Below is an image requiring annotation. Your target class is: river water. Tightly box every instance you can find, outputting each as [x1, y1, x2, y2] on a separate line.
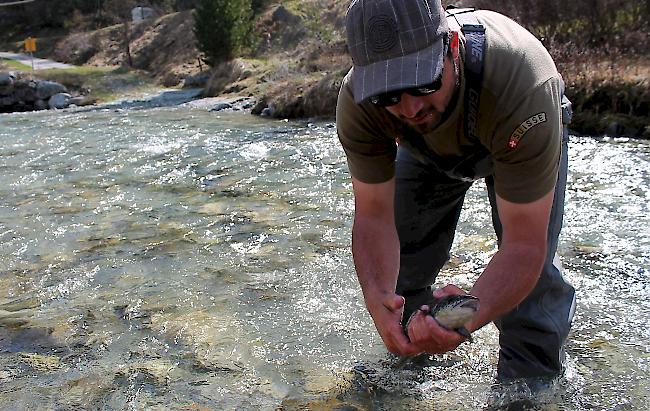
[0, 96, 648, 410]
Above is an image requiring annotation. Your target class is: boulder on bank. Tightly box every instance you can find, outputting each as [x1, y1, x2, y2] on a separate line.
[182, 72, 210, 88]
[49, 93, 72, 109]
[0, 72, 16, 95]
[0, 73, 82, 112]
[36, 81, 67, 100]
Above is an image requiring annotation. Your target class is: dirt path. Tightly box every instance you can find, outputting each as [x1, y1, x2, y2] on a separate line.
[0, 52, 73, 70]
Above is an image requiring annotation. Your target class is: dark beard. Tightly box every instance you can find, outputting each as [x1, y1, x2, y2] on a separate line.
[404, 75, 461, 134]
[410, 110, 443, 133]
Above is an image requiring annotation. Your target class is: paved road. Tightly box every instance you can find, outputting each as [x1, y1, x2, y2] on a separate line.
[0, 52, 73, 69]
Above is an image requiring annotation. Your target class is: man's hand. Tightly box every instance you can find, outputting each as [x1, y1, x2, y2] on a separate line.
[405, 284, 470, 354]
[367, 292, 421, 356]
[350, 177, 421, 356]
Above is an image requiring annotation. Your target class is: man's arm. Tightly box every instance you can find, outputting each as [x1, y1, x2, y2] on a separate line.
[351, 176, 420, 356]
[407, 186, 555, 352]
[466, 187, 554, 331]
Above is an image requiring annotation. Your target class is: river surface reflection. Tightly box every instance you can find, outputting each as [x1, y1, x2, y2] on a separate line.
[0, 103, 648, 410]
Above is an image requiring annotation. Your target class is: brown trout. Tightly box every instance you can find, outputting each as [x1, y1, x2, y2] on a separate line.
[406, 294, 480, 341]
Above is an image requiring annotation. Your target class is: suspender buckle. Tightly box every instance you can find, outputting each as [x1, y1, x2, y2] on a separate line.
[461, 24, 485, 33]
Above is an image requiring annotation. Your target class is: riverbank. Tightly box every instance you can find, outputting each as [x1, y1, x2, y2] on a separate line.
[1, 5, 647, 138]
[556, 54, 649, 138]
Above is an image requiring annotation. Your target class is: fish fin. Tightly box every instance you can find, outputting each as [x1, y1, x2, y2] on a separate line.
[455, 326, 473, 343]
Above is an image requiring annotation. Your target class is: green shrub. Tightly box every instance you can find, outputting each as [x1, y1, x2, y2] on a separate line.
[193, 0, 254, 66]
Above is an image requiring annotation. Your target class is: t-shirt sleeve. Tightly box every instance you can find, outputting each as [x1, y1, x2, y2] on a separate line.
[490, 77, 563, 203]
[335, 75, 397, 184]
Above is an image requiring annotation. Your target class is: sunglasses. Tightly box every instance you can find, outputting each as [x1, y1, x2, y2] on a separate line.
[369, 74, 444, 107]
[370, 34, 450, 108]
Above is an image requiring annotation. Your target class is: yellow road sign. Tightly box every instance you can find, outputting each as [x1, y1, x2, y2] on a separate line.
[24, 37, 36, 52]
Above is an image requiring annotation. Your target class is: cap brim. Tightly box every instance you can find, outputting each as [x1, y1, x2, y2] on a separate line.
[351, 38, 446, 104]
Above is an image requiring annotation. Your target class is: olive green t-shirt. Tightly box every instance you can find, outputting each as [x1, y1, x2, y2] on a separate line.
[336, 10, 563, 203]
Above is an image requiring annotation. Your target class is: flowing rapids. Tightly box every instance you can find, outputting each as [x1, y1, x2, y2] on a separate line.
[0, 97, 648, 410]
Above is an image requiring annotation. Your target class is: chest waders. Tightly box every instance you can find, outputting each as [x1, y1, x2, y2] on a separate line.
[394, 9, 576, 381]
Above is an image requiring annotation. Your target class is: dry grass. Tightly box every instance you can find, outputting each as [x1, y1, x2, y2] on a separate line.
[556, 53, 650, 137]
[37, 66, 158, 102]
[0, 58, 31, 71]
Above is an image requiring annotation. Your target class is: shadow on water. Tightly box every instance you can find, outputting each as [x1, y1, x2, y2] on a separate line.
[0, 298, 58, 353]
[0, 324, 66, 355]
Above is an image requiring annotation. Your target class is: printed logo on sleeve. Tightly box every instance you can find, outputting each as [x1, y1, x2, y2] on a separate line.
[507, 112, 547, 150]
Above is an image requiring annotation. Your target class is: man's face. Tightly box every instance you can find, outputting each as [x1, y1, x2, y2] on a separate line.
[383, 56, 458, 133]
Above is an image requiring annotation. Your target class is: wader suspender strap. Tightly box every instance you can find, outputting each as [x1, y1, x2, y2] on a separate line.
[447, 8, 486, 140]
[397, 9, 490, 182]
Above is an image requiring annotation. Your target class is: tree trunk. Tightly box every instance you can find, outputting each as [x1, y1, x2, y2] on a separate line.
[123, 21, 133, 67]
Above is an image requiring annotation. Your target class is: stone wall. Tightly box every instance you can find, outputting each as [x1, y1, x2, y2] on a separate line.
[0, 72, 88, 113]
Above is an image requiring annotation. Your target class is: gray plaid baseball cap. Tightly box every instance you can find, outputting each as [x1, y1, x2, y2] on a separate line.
[345, 0, 449, 103]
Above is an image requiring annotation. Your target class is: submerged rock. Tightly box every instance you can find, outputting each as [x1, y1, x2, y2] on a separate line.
[19, 352, 62, 371]
[60, 374, 116, 409]
[0, 308, 34, 327]
[116, 359, 176, 385]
